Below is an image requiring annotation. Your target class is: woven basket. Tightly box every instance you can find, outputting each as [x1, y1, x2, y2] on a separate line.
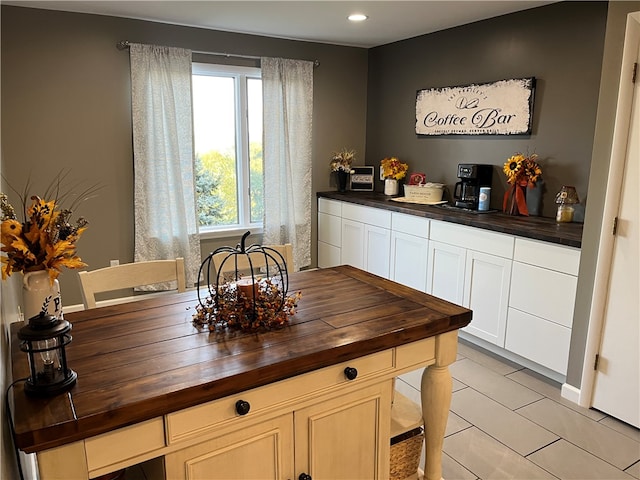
[390, 426, 424, 480]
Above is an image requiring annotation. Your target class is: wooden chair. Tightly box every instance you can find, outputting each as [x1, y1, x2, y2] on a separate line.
[212, 244, 294, 278]
[78, 258, 186, 309]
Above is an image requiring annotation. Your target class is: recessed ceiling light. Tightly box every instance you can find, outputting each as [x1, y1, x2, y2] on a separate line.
[348, 13, 368, 22]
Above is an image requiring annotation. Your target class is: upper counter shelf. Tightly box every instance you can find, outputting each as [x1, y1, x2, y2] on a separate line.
[317, 191, 583, 248]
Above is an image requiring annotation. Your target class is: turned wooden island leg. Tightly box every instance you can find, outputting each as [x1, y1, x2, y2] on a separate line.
[420, 331, 458, 480]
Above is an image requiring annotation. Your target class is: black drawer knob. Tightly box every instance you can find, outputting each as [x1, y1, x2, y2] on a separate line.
[235, 399, 251, 416]
[298, 474, 312, 480]
[344, 366, 358, 380]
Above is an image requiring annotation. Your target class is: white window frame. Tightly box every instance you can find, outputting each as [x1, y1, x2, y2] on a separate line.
[192, 63, 263, 239]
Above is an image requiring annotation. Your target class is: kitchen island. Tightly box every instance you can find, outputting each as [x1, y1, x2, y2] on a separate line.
[10, 266, 472, 480]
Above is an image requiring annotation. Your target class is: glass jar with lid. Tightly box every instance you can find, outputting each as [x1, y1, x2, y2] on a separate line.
[555, 186, 579, 222]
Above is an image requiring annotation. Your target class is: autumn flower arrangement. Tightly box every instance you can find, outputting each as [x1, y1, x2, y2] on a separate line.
[330, 148, 356, 172]
[380, 157, 409, 180]
[192, 278, 302, 332]
[1, 176, 97, 284]
[502, 152, 543, 216]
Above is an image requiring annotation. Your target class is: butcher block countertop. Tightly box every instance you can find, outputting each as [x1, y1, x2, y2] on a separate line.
[10, 266, 472, 454]
[318, 191, 583, 248]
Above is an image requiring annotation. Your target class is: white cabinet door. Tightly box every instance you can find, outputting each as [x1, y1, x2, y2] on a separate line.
[426, 241, 466, 305]
[391, 231, 428, 292]
[341, 219, 365, 269]
[318, 212, 342, 268]
[365, 225, 391, 279]
[463, 251, 512, 347]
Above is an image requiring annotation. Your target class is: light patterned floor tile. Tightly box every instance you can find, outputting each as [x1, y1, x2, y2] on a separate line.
[450, 358, 543, 410]
[599, 416, 640, 443]
[451, 387, 558, 456]
[395, 378, 421, 407]
[457, 341, 523, 376]
[444, 427, 557, 479]
[507, 369, 607, 422]
[528, 439, 636, 480]
[517, 398, 640, 470]
[399, 368, 424, 390]
[446, 409, 471, 437]
[626, 461, 640, 479]
[442, 452, 478, 480]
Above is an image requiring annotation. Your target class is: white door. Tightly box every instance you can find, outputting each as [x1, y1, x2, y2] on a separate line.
[462, 250, 512, 347]
[591, 26, 640, 427]
[426, 241, 466, 305]
[390, 231, 429, 292]
[364, 224, 391, 279]
[341, 219, 364, 269]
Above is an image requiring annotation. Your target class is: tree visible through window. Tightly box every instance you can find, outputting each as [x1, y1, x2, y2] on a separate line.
[192, 63, 263, 232]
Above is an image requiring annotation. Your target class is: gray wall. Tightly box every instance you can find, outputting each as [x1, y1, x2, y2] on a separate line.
[1, 5, 368, 306]
[365, 1, 607, 218]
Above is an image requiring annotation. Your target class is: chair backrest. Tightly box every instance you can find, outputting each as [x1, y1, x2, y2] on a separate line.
[78, 258, 186, 309]
[212, 244, 294, 278]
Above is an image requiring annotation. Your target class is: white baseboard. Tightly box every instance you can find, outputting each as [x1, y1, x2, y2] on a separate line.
[561, 383, 581, 405]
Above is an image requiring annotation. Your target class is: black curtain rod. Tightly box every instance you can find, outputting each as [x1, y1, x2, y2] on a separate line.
[116, 40, 320, 67]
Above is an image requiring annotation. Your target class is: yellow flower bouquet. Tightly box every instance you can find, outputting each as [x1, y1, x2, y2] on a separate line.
[502, 152, 542, 215]
[1, 180, 95, 284]
[380, 157, 409, 180]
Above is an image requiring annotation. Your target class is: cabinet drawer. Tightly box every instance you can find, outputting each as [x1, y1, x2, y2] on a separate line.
[514, 238, 580, 275]
[395, 337, 436, 370]
[342, 203, 391, 229]
[85, 418, 165, 471]
[318, 198, 342, 216]
[318, 212, 341, 246]
[392, 213, 429, 238]
[166, 349, 394, 445]
[510, 262, 577, 327]
[506, 308, 571, 375]
[430, 221, 514, 258]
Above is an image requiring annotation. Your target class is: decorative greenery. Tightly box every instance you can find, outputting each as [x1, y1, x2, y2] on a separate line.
[192, 278, 302, 332]
[380, 157, 409, 180]
[330, 148, 355, 172]
[1, 173, 98, 283]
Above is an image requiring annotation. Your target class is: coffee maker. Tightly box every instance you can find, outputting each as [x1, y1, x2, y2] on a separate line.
[453, 164, 493, 209]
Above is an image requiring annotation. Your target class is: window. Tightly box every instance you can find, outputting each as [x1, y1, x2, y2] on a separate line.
[192, 63, 263, 235]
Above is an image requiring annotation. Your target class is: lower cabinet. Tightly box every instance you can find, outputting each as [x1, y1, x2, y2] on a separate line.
[462, 250, 512, 347]
[165, 415, 294, 480]
[165, 382, 392, 480]
[426, 241, 466, 304]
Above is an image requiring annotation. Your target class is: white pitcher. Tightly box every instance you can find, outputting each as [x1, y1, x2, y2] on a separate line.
[23, 270, 63, 321]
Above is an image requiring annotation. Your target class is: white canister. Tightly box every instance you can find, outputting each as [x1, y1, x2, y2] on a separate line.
[23, 270, 63, 321]
[478, 187, 491, 211]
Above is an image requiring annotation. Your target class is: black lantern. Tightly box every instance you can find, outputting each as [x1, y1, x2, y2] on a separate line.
[18, 312, 77, 396]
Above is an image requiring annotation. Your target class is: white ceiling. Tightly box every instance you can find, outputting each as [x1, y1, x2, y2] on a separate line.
[3, 1, 557, 48]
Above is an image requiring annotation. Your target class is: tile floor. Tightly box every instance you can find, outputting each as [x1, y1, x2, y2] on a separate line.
[396, 339, 640, 480]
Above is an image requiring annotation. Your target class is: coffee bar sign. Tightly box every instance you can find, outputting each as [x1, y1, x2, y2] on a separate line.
[415, 78, 535, 136]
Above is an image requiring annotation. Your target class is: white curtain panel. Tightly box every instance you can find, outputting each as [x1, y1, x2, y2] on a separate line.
[262, 57, 313, 271]
[130, 44, 200, 289]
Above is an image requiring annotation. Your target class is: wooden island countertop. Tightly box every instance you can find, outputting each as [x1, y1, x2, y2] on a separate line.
[10, 266, 472, 461]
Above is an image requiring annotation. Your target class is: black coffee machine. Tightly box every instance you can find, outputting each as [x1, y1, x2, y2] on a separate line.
[453, 164, 493, 209]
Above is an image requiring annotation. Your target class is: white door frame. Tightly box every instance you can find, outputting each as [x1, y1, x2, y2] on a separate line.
[575, 11, 640, 408]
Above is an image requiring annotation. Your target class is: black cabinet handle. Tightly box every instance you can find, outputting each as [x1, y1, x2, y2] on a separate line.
[298, 474, 312, 480]
[235, 399, 251, 415]
[344, 366, 358, 380]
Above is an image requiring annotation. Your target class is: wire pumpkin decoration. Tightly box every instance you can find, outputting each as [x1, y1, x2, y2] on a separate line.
[194, 231, 299, 332]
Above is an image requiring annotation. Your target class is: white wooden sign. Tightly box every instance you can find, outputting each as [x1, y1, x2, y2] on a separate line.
[415, 78, 535, 136]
